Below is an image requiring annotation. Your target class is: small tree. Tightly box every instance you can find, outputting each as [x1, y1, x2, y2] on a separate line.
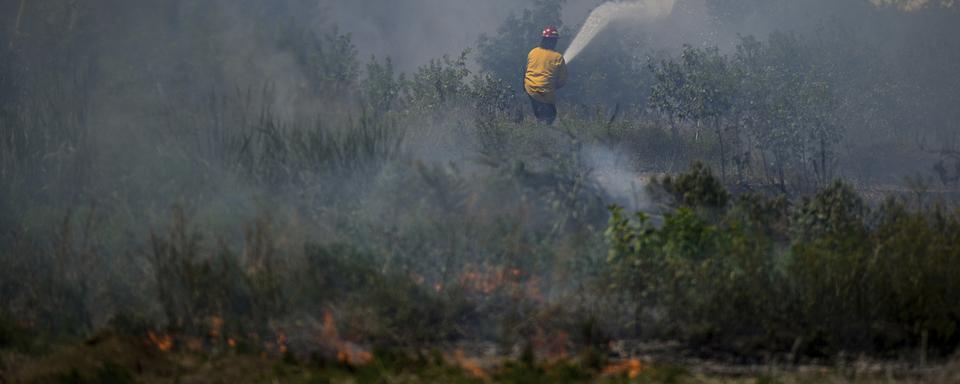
[649, 46, 738, 180]
[732, 32, 842, 190]
[407, 51, 472, 112]
[361, 56, 405, 114]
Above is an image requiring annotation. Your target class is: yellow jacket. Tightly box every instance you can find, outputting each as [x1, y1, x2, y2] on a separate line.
[524, 47, 568, 104]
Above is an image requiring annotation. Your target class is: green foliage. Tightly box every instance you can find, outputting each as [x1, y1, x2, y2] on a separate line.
[634, 364, 690, 384]
[606, 198, 776, 343]
[607, 163, 960, 356]
[649, 45, 739, 180]
[471, 73, 520, 129]
[407, 51, 473, 111]
[655, 162, 730, 209]
[727, 192, 790, 240]
[732, 32, 842, 188]
[361, 56, 405, 114]
[649, 46, 736, 127]
[648, 34, 843, 188]
[281, 27, 360, 97]
[869, 200, 960, 346]
[790, 181, 866, 243]
[181, 88, 405, 187]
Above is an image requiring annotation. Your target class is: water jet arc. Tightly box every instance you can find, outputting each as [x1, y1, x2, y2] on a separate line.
[563, 0, 676, 63]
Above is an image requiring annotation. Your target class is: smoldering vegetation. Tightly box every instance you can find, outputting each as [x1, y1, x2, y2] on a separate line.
[2, 0, 960, 382]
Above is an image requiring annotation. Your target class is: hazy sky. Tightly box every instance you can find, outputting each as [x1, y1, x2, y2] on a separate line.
[324, 0, 615, 71]
[322, 0, 956, 73]
[319, 0, 783, 72]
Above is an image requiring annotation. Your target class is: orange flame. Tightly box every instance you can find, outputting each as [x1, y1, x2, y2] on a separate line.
[451, 348, 488, 379]
[524, 276, 545, 303]
[457, 264, 524, 294]
[322, 312, 337, 341]
[184, 336, 204, 352]
[147, 331, 174, 352]
[532, 329, 569, 361]
[602, 358, 645, 379]
[209, 315, 224, 339]
[277, 330, 289, 355]
[321, 311, 373, 366]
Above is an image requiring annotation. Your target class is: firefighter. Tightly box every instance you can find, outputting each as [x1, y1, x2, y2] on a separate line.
[524, 26, 568, 125]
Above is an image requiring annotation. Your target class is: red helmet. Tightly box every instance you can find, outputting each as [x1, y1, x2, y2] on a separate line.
[541, 26, 559, 38]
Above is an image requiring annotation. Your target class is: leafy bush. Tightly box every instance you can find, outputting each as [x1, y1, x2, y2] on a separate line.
[649, 46, 738, 178]
[653, 162, 730, 209]
[407, 51, 473, 112]
[646, 34, 844, 189]
[361, 56, 405, 114]
[471, 73, 521, 129]
[607, 163, 960, 356]
[280, 26, 360, 98]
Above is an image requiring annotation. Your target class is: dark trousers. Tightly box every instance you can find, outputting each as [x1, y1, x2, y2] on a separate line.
[529, 95, 557, 125]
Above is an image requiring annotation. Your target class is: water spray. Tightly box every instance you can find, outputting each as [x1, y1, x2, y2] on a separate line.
[563, 0, 676, 63]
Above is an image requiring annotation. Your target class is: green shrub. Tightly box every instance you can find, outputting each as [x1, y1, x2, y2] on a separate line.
[786, 182, 872, 350]
[407, 51, 472, 112]
[867, 200, 960, 353]
[471, 73, 520, 129]
[608, 164, 960, 356]
[361, 56, 405, 114]
[280, 27, 359, 98]
[653, 162, 730, 209]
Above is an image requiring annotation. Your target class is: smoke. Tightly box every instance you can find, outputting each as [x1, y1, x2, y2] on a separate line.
[871, 0, 956, 11]
[4, 0, 960, 351]
[563, 0, 677, 63]
[583, 145, 653, 212]
[322, 0, 523, 72]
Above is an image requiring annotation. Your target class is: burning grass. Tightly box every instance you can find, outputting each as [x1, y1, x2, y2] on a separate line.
[4, 8, 960, 381]
[7, 331, 959, 384]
